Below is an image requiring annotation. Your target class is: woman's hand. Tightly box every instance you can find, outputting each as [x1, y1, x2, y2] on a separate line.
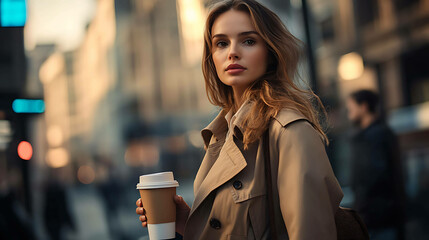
[136, 195, 191, 236]
[173, 195, 191, 236]
[136, 198, 147, 227]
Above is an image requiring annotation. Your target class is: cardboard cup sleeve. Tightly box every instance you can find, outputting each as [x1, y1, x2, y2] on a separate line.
[139, 187, 176, 224]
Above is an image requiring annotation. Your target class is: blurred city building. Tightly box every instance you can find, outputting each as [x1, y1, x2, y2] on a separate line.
[12, 0, 220, 239]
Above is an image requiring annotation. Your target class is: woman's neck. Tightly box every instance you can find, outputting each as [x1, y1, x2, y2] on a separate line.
[233, 87, 246, 111]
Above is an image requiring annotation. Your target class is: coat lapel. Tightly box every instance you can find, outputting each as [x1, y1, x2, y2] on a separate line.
[189, 133, 247, 217]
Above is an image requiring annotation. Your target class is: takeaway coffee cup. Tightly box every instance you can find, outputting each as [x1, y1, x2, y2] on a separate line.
[136, 172, 179, 240]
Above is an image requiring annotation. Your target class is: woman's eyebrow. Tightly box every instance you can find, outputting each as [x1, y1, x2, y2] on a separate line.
[212, 31, 259, 39]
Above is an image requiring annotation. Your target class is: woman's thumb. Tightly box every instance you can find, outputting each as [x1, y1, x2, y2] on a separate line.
[174, 195, 188, 209]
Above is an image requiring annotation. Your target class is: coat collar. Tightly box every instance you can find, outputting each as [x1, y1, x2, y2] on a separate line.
[201, 109, 228, 149]
[200, 100, 253, 149]
[272, 107, 309, 127]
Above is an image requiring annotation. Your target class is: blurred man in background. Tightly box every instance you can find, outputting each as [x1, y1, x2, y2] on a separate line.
[346, 89, 406, 240]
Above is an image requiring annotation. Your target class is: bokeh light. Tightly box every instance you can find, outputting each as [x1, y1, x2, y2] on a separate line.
[12, 99, 45, 113]
[46, 148, 69, 168]
[338, 52, 364, 81]
[47, 125, 63, 147]
[124, 140, 159, 167]
[17, 141, 33, 160]
[188, 130, 204, 148]
[77, 165, 96, 184]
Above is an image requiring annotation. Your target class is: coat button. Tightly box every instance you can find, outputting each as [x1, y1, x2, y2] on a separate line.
[210, 218, 221, 229]
[233, 180, 243, 190]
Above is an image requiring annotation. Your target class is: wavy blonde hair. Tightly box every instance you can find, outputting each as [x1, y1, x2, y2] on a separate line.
[202, 0, 329, 148]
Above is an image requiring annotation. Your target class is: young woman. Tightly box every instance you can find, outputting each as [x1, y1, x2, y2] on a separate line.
[136, 0, 343, 239]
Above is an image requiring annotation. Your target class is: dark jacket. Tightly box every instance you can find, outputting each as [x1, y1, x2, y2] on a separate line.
[350, 119, 405, 229]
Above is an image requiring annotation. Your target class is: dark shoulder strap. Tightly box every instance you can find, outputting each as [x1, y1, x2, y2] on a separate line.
[263, 129, 278, 240]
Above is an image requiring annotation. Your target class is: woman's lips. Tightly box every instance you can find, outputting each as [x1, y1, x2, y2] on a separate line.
[225, 64, 246, 74]
[226, 68, 245, 74]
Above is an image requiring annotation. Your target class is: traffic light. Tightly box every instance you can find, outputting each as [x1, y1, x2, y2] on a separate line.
[0, 0, 27, 27]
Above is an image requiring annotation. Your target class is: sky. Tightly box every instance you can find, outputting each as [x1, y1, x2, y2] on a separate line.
[24, 0, 96, 51]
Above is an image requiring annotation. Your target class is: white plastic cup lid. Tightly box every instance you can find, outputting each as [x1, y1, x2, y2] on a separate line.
[136, 171, 179, 189]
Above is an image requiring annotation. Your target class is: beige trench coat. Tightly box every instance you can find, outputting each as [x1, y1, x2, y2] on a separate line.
[183, 104, 343, 240]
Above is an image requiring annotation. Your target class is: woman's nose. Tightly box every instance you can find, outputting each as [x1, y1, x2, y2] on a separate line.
[228, 43, 240, 60]
[228, 54, 239, 60]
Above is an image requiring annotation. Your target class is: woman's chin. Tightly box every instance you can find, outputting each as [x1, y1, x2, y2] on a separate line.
[221, 78, 254, 89]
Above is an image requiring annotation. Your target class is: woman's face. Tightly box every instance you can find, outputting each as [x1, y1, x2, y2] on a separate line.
[211, 10, 268, 94]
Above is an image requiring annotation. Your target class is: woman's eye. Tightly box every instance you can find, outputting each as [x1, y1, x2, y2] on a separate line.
[243, 39, 256, 45]
[216, 41, 228, 47]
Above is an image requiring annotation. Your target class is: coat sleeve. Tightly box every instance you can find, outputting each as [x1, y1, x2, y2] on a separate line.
[276, 120, 343, 240]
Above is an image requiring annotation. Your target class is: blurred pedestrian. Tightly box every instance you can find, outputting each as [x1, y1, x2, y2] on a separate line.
[346, 89, 406, 240]
[136, 0, 343, 239]
[43, 170, 75, 240]
[96, 155, 124, 239]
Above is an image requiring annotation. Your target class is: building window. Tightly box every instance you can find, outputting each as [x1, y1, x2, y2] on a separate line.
[401, 44, 429, 106]
[393, 0, 420, 11]
[353, 0, 379, 27]
[320, 16, 335, 42]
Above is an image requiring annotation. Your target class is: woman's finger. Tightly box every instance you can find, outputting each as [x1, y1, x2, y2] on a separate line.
[136, 207, 145, 215]
[142, 221, 147, 227]
[136, 198, 143, 207]
[139, 215, 146, 222]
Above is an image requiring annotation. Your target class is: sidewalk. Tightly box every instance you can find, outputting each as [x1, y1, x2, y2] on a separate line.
[68, 185, 110, 240]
